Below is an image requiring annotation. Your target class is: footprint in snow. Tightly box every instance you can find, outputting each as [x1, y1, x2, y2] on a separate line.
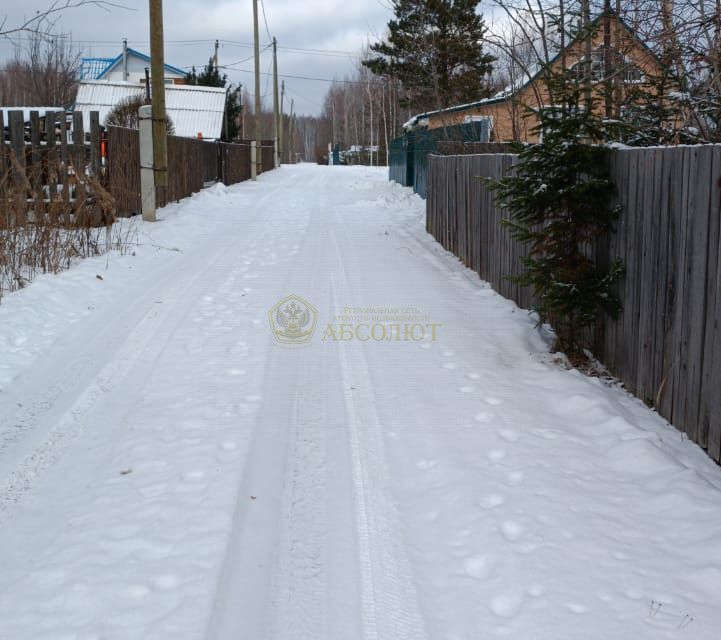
[441, 362, 458, 370]
[497, 428, 521, 442]
[506, 470, 525, 486]
[527, 584, 545, 597]
[182, 470, 206, 482]
[459, 385, 476, 394]
[416, 459, 438, 470]
[501, 520, 524, 541]
[487, 449, 506, 462]
[485, 396, 504, 406]
[532, 428, 562, 440]
[490, 592, 524, 618]
[474, 412, 493, 424]
[463, 555, 493, 580]
[479, 494, 506, 509]
[151, 574, 180, 591]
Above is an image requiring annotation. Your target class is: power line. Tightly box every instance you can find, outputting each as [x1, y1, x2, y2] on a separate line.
[229, 68, 376, 86]
[217, 43, 272, 70]
[5, 35, 357, 57]
[259, 0, 272, 42]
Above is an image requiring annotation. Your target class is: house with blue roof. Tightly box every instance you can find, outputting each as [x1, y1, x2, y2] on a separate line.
[80, 42, 186, 85]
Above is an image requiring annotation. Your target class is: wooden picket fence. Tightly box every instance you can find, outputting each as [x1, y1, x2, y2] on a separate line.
[0, 109, 108, 224]
[426, 146, 721, 463]
[2, 109, 277, 220]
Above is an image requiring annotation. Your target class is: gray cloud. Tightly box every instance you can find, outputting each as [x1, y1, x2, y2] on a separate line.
[0, 0, 392, 115]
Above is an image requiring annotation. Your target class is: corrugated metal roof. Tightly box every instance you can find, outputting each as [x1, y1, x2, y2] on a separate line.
[74, 81, 227, 139]
[80, 57, 115, 80]
[99, 48, 186, 78]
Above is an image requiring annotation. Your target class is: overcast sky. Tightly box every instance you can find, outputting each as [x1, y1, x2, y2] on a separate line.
[0, 0, 399, 116]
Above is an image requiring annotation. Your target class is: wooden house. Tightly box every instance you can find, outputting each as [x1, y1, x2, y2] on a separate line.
[404, 12, 668, 142]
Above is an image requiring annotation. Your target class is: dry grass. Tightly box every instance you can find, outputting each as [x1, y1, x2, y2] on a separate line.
[0, 150, 135, 301]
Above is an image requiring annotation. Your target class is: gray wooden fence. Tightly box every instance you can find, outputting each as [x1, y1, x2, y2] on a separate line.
[105, 130, 273, 217]
[426, 146, 721, 463]
[0, 109, 104, 221]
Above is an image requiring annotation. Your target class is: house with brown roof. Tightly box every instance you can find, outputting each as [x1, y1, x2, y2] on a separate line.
[403, 12, 670, 143]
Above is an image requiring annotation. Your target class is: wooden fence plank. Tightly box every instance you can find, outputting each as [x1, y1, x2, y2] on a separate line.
[668, 147, 691, 430]
[707, 150, 721, 460]
[682, 147, 708, 441]
[8, 111, 26, 195]
[0, 111, 6, 206]
[651, 148, 671, 413]
[89, 111, 100, 176]
[699, 145, 721, 451]
[424, 145, 721, 464]
[29, 111, 44, 214]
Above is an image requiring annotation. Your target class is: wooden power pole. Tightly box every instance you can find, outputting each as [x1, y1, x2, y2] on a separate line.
[280, 80, 285, 163]
[149, 0, 168, 210]
[253, 0, 262, 176]
[272, 36, 280, 168]
[288, 98, 294, 164]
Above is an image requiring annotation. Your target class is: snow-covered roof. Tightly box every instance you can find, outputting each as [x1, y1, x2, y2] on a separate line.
[74, 80, 227, 140]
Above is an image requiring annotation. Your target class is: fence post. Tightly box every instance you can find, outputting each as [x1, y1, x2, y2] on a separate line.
[139, 105, 156, 222]
[251, 141, 257, 181]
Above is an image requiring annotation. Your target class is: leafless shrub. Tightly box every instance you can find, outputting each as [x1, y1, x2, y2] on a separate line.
[0, 149, 135, 302]
[105, 95, 175, 135]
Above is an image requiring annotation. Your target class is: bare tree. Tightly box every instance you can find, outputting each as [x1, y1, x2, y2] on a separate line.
[0, 24, 82, 107]
[0, 1, 123, 38]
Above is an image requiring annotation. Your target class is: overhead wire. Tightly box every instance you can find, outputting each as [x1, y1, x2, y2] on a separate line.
[259, 0, 273, 42]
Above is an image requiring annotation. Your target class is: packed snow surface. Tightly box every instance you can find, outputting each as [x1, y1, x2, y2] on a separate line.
[1, 164, 720, 640]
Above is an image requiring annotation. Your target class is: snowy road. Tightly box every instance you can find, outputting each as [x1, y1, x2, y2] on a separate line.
[1, 165, 721, 640]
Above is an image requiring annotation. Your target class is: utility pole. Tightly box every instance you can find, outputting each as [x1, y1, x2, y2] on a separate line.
[280, 80, 285, 163]
[288, 99, 294, 164]
[122, 38, 128, 81]
[214, 39, 219, 69]
[252, 0, 262, 176]
[149, 0, 168, 212]
[272, 36, 280, 168]
[239, 82, 244, 139]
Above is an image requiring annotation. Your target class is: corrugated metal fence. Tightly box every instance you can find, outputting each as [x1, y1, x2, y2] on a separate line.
[388, 121, 490, 198]
[426, 146, 721, 463]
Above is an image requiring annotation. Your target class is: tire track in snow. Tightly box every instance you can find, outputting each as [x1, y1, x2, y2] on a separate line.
[328, 229, 428, 640]
[0, 228, 256, 525]
[206, 171, 335, 640]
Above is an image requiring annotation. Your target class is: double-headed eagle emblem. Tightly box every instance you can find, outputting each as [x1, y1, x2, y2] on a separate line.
[268, 295, 318, 344]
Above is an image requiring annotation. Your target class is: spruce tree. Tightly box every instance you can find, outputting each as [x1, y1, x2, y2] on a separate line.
[491, 71, 624, 358]
[363, 0, 494, 112]
[185, 57, 242, 141]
